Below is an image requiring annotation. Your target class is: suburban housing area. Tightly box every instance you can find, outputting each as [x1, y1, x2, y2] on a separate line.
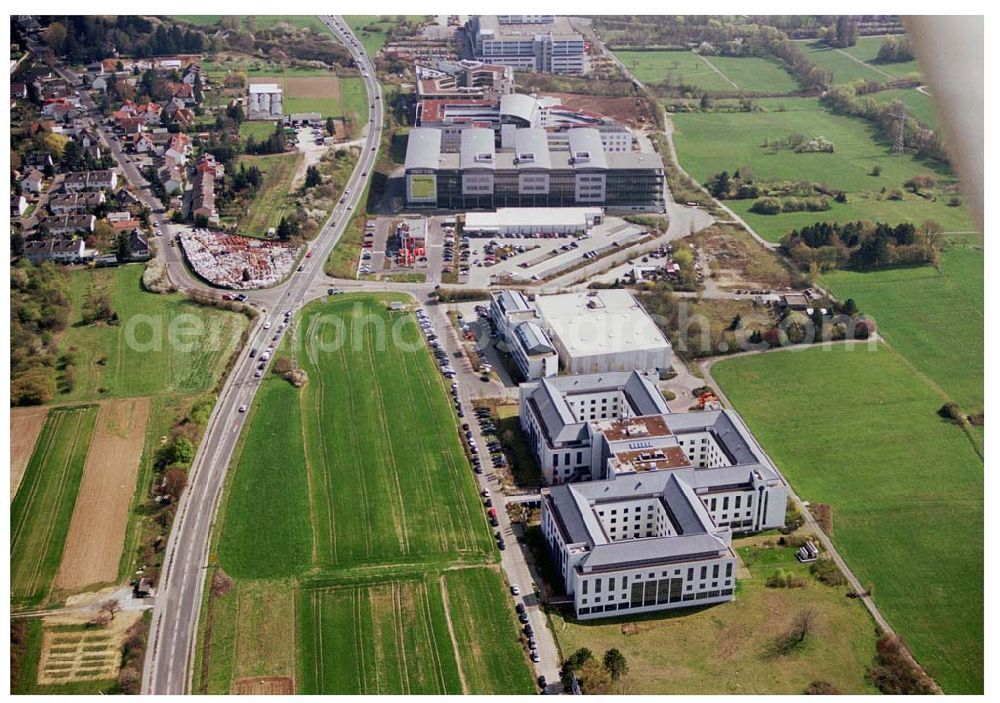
[9, 12, 983, 698]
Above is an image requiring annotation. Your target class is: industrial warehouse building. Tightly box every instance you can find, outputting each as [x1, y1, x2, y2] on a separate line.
[247, 83, 283, 120]
[404, 127, 664, 211]
[469, 16, 586, 74]
[490, 289, 672, 379]
[464, 206, 603, 235]
[523, 371, 789, 619]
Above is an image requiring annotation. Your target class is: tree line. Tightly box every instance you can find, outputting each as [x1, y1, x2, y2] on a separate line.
[781, 219, 942, 272]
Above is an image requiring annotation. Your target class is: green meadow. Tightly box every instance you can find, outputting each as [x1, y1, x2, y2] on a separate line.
[713, 345, 983, 693]
[672, 97, 976, 242]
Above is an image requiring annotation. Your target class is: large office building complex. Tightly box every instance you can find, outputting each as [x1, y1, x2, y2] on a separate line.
[416, 59, 515, 101]
[416, 93, 631, 153]
[522, 371, 789, 619]
[404, 126, 664, 211]
[469, 16, 586, 75]
[490, 289, 672, 379]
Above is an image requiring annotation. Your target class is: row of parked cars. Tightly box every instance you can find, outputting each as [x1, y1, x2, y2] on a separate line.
[417, 308, 456, 380]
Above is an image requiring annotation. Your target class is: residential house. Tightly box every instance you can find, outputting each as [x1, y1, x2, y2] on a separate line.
[166, 82, 195, 105]
[23, 237, 89, 264]
[181, 64, 202, 86]
[24, 152, 55, 172]
[12, 195, 29, 217]
[40, 213, 96, 236]
[191, 169, 217, 222]
[115, 188, 141, 209]
[130, 132, 155, 154]
[48, 191, 106, 214]
[63, 169, 118, 192]
[159, 165, 184, 195]
[21, 169, 45, 194]
[126, 229, 151, 261]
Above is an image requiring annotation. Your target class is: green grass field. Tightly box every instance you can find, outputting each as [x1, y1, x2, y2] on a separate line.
[340, 76, 370, 126]
[202, 294, 529, 693]
[296, 295, 493, 568]
[217, 379, 312, 579]
[869, 87, 939, 130]
[10, 406, 98, 608]
[442, 568, 536, 694]
[616, 50, 799, 93]
[843, 35, 922, 80]
[237, 152, 303, 236]
[57, 266, 247, 401]
[550, 533, 878, 694]
[239, 120, 279, 145]
[11, 618, 118, 694]
[672, 97, 976, 242]
[797, 40, 890, 84]
[712, 345, 983, 693]
[822, 246, 983, 412]
[298, 574, 463, 694]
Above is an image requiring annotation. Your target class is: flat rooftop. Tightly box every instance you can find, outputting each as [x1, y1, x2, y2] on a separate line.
[534, 290, 671, 358]
[477, 15, 580, 40]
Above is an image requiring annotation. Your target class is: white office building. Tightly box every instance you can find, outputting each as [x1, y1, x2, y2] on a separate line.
[527, 371, 789, 619]
[469, 16, 586, 75]
[490, 290, 559, 380]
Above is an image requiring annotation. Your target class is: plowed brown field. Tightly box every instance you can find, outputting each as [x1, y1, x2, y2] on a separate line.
[54, 398, 150, 592]
[10, 406, 48, 502]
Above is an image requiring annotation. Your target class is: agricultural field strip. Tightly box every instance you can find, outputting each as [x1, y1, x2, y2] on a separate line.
[55, 398, 151, 592]
[10, 407, 98, 607]
[10, 406, 48, 501]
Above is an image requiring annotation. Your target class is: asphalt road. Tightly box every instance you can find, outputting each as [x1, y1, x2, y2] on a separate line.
[140, 16, 382, 694]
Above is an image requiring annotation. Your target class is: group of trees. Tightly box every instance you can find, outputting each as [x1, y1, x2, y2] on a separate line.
[820, 16, 859, 48]
[876, 34, 914, 64]
[822, 82, 948, 163]
[244, 124, 288, 156]
[41, 16, 210, 63]
[781, 219, 942, 271]
[11, 263, 70, 405]
[560, 647, 630, 694]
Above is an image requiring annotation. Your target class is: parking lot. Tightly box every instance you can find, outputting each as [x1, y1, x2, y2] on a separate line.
[358, 215, 459, 283]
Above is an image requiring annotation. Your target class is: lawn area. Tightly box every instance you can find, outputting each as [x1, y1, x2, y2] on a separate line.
[239, 120, 279, 145]
[615, 50, 798, 93]
[615, 50, 734, 92]
[340, 75, 370, 127]
[216, 378, 312, 580]
[796, 39, 890, 84]
[707, 55, 800, 93]
[237, 152, 302, 237]
[11, 618, 118, 694]
[842, 35, 923, 80]
[57, 266, 247, 401]
[550, 532, 877, 694]
[297, 574, 463, 694]
[821, 246, 983, 412]
[712, 344, 983, 693]
[672, 97, 977, 242]
[343, 15, 427, 56]
[442, 567, 536, 694]
[11, 405, 98, 609]
[325, 209, 366, 278]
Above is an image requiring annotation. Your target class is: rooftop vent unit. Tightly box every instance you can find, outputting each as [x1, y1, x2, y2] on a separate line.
[475, 152, 494, 163]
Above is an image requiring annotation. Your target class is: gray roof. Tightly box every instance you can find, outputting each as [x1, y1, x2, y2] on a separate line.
[568, 128, 608, 170]
[500, 93, 540, 125]
[405, 127, 443, 171]
[492, 289, 530, 314]
[584, 533, 728, 569]
[514, 320, 555, 356]
[513, 128, 551, 170]
[459, 128, 496, 170]
[522, 371, 667, 445]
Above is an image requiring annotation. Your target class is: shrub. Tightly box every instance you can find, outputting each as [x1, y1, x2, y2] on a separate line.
[812, 503, 833, 534]
[767, 568, 806, 588]
[867, 634, 937, 694]
[811, 557, 847, 586]
[750, 197, 782, 215]
[805, 680, 841, 694]
[938, 402, 964, 423]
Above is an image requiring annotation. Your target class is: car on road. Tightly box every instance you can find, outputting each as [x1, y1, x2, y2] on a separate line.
[531, 651, 540, 663]
[254, 370, 263, 378]
[263, 321, 271, 329]
[537, 676, 546, 690]
[238, 404, 247, 413]
[510, 584, 519, 595]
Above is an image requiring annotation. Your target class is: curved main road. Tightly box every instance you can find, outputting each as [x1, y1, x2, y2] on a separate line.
[140, 16, 382, 694]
